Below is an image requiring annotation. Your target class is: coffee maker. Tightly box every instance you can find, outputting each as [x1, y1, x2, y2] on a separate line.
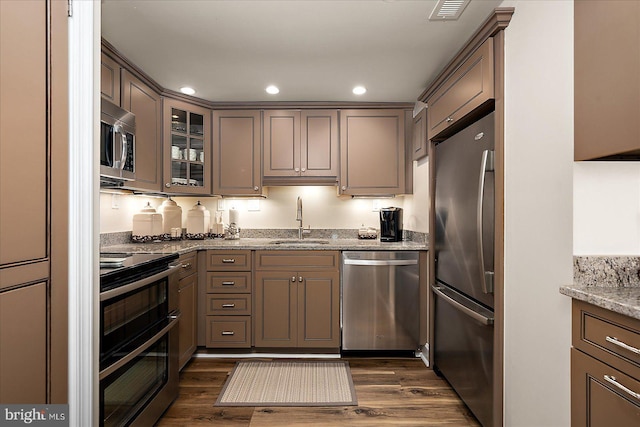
[379, 207, 402, 242]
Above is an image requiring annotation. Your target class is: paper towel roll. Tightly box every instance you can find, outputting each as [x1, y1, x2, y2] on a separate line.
[228, 209, 239, 225]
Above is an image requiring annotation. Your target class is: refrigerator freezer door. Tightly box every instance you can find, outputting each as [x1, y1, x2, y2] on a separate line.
[434, 112, 495, 309]
[433, 282, 494, 427]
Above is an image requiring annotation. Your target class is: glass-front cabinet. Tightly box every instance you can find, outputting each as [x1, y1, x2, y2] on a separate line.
[163, 99, 211, 194]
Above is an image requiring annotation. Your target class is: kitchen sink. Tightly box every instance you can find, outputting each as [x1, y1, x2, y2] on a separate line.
[269, 239, 331, 245]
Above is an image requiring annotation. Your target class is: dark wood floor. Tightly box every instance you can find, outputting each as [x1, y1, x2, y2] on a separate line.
[156, 357, 480, 426]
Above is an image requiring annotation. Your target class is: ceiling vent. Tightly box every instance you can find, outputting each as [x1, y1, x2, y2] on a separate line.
[428, 0, 471, 21]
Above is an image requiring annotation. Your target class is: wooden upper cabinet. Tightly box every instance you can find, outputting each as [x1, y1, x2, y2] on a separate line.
[101, 52, 121, 105]
[426, 37, 494, 141]
[575, 0, 640, 160]
[163, 98, 212, 194]
[412, 108, 428, 161]
[263, 110, 338, 183]
[212, 110, 263, 195]
[121, 70, 162, 192]
[339, 109, 406, 195]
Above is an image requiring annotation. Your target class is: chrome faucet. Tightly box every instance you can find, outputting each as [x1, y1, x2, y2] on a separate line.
[296, 196, 311, 239]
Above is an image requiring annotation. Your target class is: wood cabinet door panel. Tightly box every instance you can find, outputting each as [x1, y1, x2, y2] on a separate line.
[297, 272, 340, 348]
[206, 250, 252, 271]
[575, 0, 640, 160]
[340, 110, 405, 195]
[206, 316, 251, 348]
[206, 271, 251, 293]
[255, 251, 339, 271]
[213, 110, 261, 195]
[121, 70, 162, 192]
[254, 272, 297, 347]
[263, 110, 300, 177]
[572, 348, 640, 427]
[100, 52, 120, 105]
[178, 274, 197, 370]
[412, 108, 428, 161]
[301, 110, 338, 177]
[0, 0, 47, 266]
[427, 37, 494, 141]
[0, 283, 47, 403]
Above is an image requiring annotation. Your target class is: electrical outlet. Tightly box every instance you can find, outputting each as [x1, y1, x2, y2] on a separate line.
[372, 199, 381, 212]
[111, 194, 120, 209]
[217, 199, 225, 211]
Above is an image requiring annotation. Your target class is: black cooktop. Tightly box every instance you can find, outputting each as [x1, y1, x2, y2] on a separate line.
[99, 252, 178, 293]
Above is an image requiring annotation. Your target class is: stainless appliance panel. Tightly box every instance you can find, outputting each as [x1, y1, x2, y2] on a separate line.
[101, 98, 136, 183]
[342, 251, 419, 350]
[433, 282, 493, 427]
[434, 112, 495, 309]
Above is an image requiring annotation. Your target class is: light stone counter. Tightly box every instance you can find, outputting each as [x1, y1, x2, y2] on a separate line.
[101, 237, 428, 256]
[560, 256, 640, 320]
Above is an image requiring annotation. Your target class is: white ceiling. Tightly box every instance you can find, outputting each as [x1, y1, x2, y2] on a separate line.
[101, 0, 503, 103]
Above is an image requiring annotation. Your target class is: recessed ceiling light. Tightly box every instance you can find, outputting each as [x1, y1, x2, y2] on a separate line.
[179, 86, 196, 95]
[353, 86, 367, 95]
[266, 85, 280, 95]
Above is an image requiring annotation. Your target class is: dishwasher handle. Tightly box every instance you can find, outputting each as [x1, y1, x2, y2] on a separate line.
[343, 259, 418, 266]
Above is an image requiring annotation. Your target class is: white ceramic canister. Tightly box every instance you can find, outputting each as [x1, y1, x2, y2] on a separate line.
[186, 200, 210, 237]
[132, 202, 163, 239]
[159, 197, 182, 234]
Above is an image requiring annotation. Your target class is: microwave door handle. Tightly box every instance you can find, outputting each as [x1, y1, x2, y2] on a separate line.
[112, 125, 122, 169]
[477, 149, 495, 294]
[120, 132, 127, 170]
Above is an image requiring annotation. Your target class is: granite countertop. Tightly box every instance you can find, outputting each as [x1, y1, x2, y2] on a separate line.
[560, 256, 640, 320]
[101, 238, 428, 256]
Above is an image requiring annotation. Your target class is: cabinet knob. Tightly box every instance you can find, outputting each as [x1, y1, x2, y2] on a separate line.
[291, 276, 296, 282]
[254, 186, 259, 191]
[446, 117, 454, 123]
[298, 276, 303, 282]
[165, 183, 171, 188]
[341, 186, 346, 191]
[301, 168, 306, 172]
[295, 168, 300, 173]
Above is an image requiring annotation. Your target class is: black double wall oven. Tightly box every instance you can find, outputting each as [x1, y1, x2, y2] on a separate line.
[99, 253, 180, 427]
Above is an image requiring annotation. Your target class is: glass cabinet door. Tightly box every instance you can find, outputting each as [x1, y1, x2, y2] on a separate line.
[164, 100, 211, 194]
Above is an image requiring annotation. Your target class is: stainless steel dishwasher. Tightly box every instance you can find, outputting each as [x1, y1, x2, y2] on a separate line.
[342, 251, 420, 351]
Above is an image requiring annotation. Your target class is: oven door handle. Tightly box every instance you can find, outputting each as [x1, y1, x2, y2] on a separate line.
[99, 311, 181, 380]
[100, 262, 182, 301]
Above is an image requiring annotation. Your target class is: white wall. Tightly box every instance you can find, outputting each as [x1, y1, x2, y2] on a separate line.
[99, 184, 429, 234]
[574, 162, 640, 255]
[501, 1, 573, 425]
[402, 156, 430, 233]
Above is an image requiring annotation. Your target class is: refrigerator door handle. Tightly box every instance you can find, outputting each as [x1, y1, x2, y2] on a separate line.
[477, 149, 495, 294]
[432, 285, 494, 326]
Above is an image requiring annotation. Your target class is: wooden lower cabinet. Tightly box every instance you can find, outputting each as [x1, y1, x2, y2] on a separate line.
[571, 300, 640, 426]
[205, 250, 252, 348]
[178, 252, 198, 370]
[572, 348, 640, 426]
[254, 254, 340, 349]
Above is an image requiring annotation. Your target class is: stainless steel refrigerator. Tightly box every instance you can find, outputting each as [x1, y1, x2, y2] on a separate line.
[433, 111, 495, 427]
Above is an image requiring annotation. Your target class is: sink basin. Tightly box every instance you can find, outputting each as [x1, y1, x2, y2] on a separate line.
[270, 239, 331, 245]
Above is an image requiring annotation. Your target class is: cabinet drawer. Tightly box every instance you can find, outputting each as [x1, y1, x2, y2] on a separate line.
[206, 294, 251, 316]
[206, 250, 252, 271]
[255, 250, 339, 270]
[206, 316, 251, 348]
[573, 300, 640, 379]
[206, 272, 251, 293]
[571, 348, 640, 426]
[178, 251, 198, 280]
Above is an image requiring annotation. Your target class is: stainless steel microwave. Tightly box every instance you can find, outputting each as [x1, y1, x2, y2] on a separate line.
[100, 98, 135, 183]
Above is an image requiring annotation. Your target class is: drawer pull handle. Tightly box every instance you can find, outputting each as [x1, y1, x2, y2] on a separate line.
[222, 304, 236, 308]
[222, 259, 236, 263]
[221, 281, 235, 286]
[604, 375, 640, 400]
[182, 262, 191, 269]
[605, 336, 640, 355]
[221, 331, 235, 336]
